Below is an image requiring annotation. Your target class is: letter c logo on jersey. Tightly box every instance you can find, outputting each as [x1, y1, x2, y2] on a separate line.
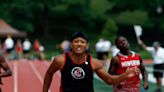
[71, 67, 85, 79]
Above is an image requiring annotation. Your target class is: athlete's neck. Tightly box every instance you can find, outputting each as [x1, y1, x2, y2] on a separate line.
[120, 49, 131, 55]
[70, 51, 87, 63]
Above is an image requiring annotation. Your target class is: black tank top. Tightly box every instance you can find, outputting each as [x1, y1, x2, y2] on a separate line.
[60, 52, 94, 92]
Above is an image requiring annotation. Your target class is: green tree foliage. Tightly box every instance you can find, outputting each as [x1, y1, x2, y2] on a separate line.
[100, 19, 118, 42]
[108, 0, 164, 29]
[0, 0, 118, 42]
[1, 0, 164, 42]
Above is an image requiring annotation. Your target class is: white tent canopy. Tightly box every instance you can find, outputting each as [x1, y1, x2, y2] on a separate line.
[0, 19, 27, 38]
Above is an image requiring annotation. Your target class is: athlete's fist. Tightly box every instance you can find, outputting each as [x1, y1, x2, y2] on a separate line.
[143, 82, 149, 90]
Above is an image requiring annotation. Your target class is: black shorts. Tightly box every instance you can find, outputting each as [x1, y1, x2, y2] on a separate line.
[23, 50, 30, 54]
[153, 63, 164, 78]
[6, 48, 13, 53]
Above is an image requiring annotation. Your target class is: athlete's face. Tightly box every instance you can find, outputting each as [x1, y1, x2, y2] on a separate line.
[116, 37, 129, 50]
[71, 37, 88, 54]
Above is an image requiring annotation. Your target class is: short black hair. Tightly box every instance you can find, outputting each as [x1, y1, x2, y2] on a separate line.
[70, 32, 88, 42]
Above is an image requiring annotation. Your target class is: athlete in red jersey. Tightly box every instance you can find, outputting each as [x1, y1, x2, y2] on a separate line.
[108, 36, 149, 92]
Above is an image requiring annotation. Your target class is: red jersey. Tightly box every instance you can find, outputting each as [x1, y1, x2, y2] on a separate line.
[113, 51, 140, 92]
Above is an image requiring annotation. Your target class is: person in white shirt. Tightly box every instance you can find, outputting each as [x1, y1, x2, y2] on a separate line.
[4, 35, 14, 54]
[111, 45, 119, 57]
[95, 38, 111, 60]
[23, 38, 31, 59]
[138, 39, 164, 92]
[60, 40, 70, 53]
[95, 38, 104, 60]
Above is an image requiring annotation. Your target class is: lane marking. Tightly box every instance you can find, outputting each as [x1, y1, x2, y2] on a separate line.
[29, 62, 51, 92]
[14, 62, 18, 92]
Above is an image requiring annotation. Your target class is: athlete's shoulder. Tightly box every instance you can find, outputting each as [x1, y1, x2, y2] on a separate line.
[50, 54, 65, 69]
[52, 54, 65, 63]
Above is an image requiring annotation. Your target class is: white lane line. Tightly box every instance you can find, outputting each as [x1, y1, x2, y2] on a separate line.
[14, 62, 18, 92]
[43, 61, 50, 67]
[29, 62, 51, 92]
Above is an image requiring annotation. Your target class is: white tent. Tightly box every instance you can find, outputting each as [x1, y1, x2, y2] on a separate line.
[0, 19, 27, 38]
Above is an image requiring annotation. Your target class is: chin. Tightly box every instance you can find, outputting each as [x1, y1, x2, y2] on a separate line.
[74, 51, 85, 55]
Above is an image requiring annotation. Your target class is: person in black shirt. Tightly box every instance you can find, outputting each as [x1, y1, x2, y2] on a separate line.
[43, 32, 139, 92]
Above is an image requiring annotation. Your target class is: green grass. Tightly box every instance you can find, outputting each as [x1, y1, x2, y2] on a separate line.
[94, 78, 112, 92]
[93, 78, 164, 92]
[138, 50, 152, 59]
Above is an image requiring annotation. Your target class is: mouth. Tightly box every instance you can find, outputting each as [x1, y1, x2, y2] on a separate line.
[76, 47, 82, 51]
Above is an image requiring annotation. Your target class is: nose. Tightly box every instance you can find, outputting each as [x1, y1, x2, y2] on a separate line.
[77, 41, 82, 45]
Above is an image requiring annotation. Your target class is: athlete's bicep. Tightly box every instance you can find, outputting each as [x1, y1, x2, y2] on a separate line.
[47, 56, 64, 75]
[139, 56, 145, 71]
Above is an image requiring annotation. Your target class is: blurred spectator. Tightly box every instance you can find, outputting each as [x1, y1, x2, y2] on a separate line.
[56, 40, 70, 53]
[95, 38, 111, 60]
[95, 38, 104, 60]
[23, 38, 31, 59]
[95, 38, 111, 71]
[4, 34, 14, 60]
[101, 39, 111, 59]
[33, 38, 40, 53]
[39, 45, 45, 61]
[111, 45, 119, 57]
[4, 34, 14, 54]
[33, 38, 45, 61]
[15, 39, 23, 59]
[138, 39, 164, 92]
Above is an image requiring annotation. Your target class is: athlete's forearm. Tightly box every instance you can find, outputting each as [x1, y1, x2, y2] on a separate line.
[106, 72, 127, 85]
[107, 67, 137, 84]
[43, 73, 53, 92]
[142, 70, 148, 83]
[111, 72, 127, 84]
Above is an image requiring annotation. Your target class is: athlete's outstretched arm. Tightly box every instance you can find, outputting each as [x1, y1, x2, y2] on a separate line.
[0, 56, 12, 77]
[138, 39, 147, 50]
[43, 55, 64, 92]
[93, 58, 138, 85]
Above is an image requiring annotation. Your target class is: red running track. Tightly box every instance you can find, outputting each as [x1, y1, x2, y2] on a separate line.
[1, 60, 61, 92]
[1, 59, 153, 92]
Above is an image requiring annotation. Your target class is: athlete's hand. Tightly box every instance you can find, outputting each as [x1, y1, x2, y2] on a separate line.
[143, 82, 149, 90]
[137, 38, 143, 45]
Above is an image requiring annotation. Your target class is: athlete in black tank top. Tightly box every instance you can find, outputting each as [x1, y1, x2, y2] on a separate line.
[61, 52, 93, 92]
[43, 32, 139, 92]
